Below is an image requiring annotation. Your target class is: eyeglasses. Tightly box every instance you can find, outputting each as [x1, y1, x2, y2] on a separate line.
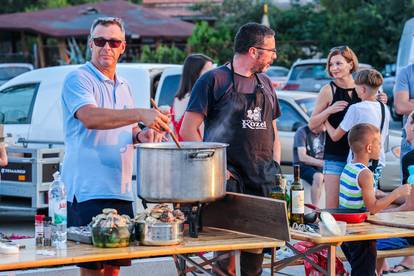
[93, 37, 123, 48]
[254, 47, 277, 54]
[330, 45, 349, 53]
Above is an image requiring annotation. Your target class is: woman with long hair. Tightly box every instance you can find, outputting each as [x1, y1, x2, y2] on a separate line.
[171, 53, 214, 140]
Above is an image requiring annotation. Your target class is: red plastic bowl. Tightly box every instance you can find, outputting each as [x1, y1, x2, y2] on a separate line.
[331, 212, 368, 223]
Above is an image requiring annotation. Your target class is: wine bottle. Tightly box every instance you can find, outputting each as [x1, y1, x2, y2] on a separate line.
[269, 174, 286, 200]
[290, 165, 304, 226]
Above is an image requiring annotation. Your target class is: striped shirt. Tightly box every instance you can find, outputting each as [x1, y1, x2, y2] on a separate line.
[339, 162, 370, 209]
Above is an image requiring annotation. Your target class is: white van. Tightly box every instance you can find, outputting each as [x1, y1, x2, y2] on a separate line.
[0, 63, 182, 215]
[396, 17, 414, 75]
[0, 63, 181, 146]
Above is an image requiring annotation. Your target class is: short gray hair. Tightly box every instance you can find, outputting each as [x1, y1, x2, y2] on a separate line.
[89, 17, 126, 40]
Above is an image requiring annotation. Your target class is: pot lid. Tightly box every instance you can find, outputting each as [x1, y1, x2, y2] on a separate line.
[320, 211, 341, 236]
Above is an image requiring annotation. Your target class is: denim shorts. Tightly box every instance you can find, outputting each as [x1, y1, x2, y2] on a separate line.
[323, 160, 346, 175]
[300, 164, 322, 185]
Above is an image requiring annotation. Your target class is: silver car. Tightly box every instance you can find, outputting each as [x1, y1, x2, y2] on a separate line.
[276, 90, 401, 191]
[283, 59, 371, 92]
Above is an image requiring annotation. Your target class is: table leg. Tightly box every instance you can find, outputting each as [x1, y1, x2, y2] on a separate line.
[235, 250, 241, 276]
[271, 247, 276, 276]
[327, 245, 336, 276]
[172, 255, 186, 276]
[173, 251, 234, 276]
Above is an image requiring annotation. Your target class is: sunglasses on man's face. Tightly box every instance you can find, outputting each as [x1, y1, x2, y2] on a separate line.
[93, 37, 123, 48]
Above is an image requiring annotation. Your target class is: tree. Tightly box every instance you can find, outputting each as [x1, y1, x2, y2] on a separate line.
[318, 0, 414, 68]
[187, 21, 233, 64]
[139, 45, 186, 64]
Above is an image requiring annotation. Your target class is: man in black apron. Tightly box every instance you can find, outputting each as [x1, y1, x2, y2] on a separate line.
[181, 22, 281, 276]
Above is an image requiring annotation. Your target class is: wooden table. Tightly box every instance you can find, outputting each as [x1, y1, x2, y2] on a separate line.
[271, 220, 414, 276]
[0, 227, 284, 275]
[367, 211, 414, 229]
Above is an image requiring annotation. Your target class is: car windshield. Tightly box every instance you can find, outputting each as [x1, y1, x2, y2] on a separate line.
[0, 67, 31, 81]
[290, 64, 331, 81]
[0, 83, 39, 124]
[157, 74, 181, 107]
[266, 68, 289, 77]
[295, 97, 316, 117]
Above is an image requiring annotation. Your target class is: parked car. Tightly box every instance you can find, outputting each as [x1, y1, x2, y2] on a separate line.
[276, 90, 401, 191]
[283, 59, 372, 92]
[265, 66, 289, 89]
[0, 63, 34, 86]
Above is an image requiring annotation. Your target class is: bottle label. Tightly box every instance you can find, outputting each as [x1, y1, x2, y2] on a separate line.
[54, 200, 67, 225]
[291, 190, 304, 214]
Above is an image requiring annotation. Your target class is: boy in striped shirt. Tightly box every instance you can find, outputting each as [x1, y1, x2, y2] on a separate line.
[339, 123, 411, 276]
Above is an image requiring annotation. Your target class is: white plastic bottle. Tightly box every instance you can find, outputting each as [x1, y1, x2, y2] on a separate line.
[48, 171, 67, 249]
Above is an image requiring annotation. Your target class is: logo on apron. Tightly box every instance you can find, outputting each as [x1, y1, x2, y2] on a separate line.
[242, 107, 267, 129]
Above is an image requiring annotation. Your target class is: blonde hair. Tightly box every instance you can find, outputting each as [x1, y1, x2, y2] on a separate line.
[326, 46, 359, 77]
[354, 69, 383, 93]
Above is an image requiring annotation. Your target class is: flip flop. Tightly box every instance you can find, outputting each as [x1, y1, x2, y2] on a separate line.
[390, 264, 414, 273]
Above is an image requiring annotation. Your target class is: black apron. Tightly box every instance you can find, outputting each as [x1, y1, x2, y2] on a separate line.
[221, 62, 281, 196]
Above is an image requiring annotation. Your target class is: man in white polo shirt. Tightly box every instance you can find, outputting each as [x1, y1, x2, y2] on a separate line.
[61, 17, 169, 276]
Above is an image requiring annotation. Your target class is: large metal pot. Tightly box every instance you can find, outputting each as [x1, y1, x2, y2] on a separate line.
[136, 142, 228, 203]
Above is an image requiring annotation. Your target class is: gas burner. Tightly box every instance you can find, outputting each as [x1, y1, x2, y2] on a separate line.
[174, 203, 204, 238]
[139, 197, 205, 238]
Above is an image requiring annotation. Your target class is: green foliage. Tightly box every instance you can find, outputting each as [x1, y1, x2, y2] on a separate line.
[187, 21, 233, 64]
[192, 0, 414, 69]
[139, 45, 186, 64]
[318, 0, 414, 68]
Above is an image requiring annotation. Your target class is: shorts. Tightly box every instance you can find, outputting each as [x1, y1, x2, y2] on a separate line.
[67, 197, 134, 270]
[300, 165, 322, 185]
[323, 160, 346, 175]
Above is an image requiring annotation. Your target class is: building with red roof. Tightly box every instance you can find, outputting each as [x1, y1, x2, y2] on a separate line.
[0, 0, 194, 67]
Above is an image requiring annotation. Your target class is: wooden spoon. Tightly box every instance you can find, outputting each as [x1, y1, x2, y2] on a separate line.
[150, 98, 181, 149]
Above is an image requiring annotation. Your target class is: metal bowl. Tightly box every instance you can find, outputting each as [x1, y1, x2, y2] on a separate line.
[135, 221, 183, 246]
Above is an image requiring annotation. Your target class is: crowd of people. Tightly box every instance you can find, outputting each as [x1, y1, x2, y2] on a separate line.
[292, 45, 414, 274]
[0, 14, 405, 276]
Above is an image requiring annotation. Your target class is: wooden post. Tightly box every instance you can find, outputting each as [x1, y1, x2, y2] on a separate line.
[36, 35, 46, 68]
[20, 31, 29, 58]
[57, 38, 68, 64]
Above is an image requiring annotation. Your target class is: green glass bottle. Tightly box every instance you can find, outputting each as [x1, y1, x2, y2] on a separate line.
[290, 165, 304, 226]
[269, 174, 285, 200]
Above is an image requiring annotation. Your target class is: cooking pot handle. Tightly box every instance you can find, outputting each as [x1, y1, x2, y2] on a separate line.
[188, 150, 215, 160]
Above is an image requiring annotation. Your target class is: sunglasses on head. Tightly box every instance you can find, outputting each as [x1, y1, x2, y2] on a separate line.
[93, 37, 123, 48]
[330, 45, 349, 53]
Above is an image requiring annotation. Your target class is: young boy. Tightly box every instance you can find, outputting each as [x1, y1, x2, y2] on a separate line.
[325, 69, 390, 187]
[293, 124, 325, 207]
[339, 124, 411, 276]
